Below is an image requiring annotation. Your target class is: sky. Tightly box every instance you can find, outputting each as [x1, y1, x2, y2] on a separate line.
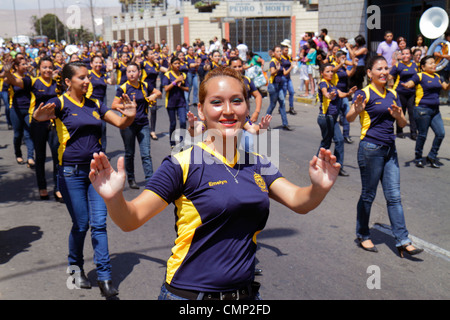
[3, 0, 121, 10]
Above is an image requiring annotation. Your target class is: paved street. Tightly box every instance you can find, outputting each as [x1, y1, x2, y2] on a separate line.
[0, 74, 449, 302]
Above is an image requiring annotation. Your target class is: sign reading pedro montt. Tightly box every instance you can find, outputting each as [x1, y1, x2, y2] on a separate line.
[227, 1, 293, 17]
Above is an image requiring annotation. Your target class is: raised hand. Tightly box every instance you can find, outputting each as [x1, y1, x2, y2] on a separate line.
[388, 104, 403, 120]
[187, 111, 198, 126]
[33, 102, 56, 122]
[258, 114, 272, 130]
[309, 148, 341, 192]
[117, 94, 137, 118]
[352, 94, 365, 114]
[89, 152, 126, 201]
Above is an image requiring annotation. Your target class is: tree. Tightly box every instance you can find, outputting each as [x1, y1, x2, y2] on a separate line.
[119, 0, 136, 12]
[31, 14, 66, 41]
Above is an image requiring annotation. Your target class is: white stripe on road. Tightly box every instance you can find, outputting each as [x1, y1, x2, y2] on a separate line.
[373, 223, 450, 262]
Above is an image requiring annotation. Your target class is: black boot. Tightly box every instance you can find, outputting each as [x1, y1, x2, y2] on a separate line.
[128, 179, 139, 189]
[98, 280, 119, 298]
[72, 271, 92, 289]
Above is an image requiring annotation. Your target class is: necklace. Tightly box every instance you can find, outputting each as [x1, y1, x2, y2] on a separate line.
[222, 162, 240, 184]
[205, 141, 240, 183]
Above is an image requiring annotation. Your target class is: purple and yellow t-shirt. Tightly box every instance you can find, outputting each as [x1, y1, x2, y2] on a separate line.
[354, 84, 401, 146]
[145, 142, 283, 292]
[51, 93, 110, 165]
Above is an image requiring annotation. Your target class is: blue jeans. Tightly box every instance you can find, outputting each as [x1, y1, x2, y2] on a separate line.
[167, 107, 187, 147]
[356, 141, 410, 247]
[185, 72, 199, 108]
[10, 107, 34, 160]
[120, 123, 153, 182]
[0, 91, 12, 126]
[317, 113, 344, 166]
[266, 82, 288, 127]
[338, 97, 351, 138]
[414, 106, 445, 160]
[59, 164, 112, 281]
[282, 77, 295, 109]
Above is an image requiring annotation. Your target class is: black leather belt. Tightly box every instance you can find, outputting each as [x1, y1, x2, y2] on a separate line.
[165, 282, 260, 300]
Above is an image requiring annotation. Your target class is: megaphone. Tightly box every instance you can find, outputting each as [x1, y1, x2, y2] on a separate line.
[419, 7, 450, 71]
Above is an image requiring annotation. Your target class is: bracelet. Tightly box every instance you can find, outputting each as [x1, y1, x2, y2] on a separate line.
[172, 81, 177, 86]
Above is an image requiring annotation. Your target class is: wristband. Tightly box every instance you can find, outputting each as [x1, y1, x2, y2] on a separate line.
[172, 81, 177, 86]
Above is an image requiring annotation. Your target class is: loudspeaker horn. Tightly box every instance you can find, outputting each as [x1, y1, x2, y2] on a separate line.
[419, 7, 449, 71]
[419, 7, 449, 39]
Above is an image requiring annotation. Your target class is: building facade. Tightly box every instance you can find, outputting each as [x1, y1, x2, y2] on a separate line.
[318, 0, 450, 55]
[104, 0, 319, 56]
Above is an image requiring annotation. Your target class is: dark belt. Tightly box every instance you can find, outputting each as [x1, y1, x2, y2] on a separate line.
[165, 281, 260, 300]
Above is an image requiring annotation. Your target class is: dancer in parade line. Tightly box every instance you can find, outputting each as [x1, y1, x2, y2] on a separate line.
[389, 47, 418, 140]
[346, 56, 423, 257]
[32, 61, 137, 298]
[162, 56, 189, 148]
[88, 66, 340, 300]
[281, 44, 298, 115]
[115, 52, 130, 87]
[265, 45, 292, 131]
[332, 50, 358, 144]
[4, 56, 63, 202]
[317, 63, 357, 177]
[87, 55, 116, 153]
[2, 57, 35, 169]
[401, 55, 449, 168]
[185, 46, 200, 110]
[112, 62, 161, 189]
[228, 56, 263, 152]
[141, 48, 167, 140]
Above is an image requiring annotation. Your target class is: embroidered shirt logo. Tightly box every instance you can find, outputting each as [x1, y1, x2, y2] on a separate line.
[209, 180, 228, 187]
[254, 173, 268, 193]
[92, 111, 100, 120]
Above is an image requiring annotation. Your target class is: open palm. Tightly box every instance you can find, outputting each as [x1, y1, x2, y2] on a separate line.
[89, 152, 126, 200]
[309, 148, 341, 192]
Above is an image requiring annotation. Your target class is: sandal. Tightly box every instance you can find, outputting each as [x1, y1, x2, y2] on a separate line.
[150, 132, 158, 140]
[16, 157, 25, 165]
[27, 159, 35, 168]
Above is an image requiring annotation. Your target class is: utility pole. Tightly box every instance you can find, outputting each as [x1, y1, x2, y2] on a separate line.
[54, 0, 59, 42]
[38, 0, 43, 35]
[89, 0, 96, 42]
[12, 0, 18, 37]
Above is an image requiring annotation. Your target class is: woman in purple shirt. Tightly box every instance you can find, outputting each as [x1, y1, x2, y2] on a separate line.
[347, 56, 423, 258]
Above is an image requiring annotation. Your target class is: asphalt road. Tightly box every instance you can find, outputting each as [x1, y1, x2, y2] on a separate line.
[0, 78, 449, 302]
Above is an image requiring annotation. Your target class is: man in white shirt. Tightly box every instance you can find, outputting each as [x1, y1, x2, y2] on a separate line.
[237, 39, 248, 61]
